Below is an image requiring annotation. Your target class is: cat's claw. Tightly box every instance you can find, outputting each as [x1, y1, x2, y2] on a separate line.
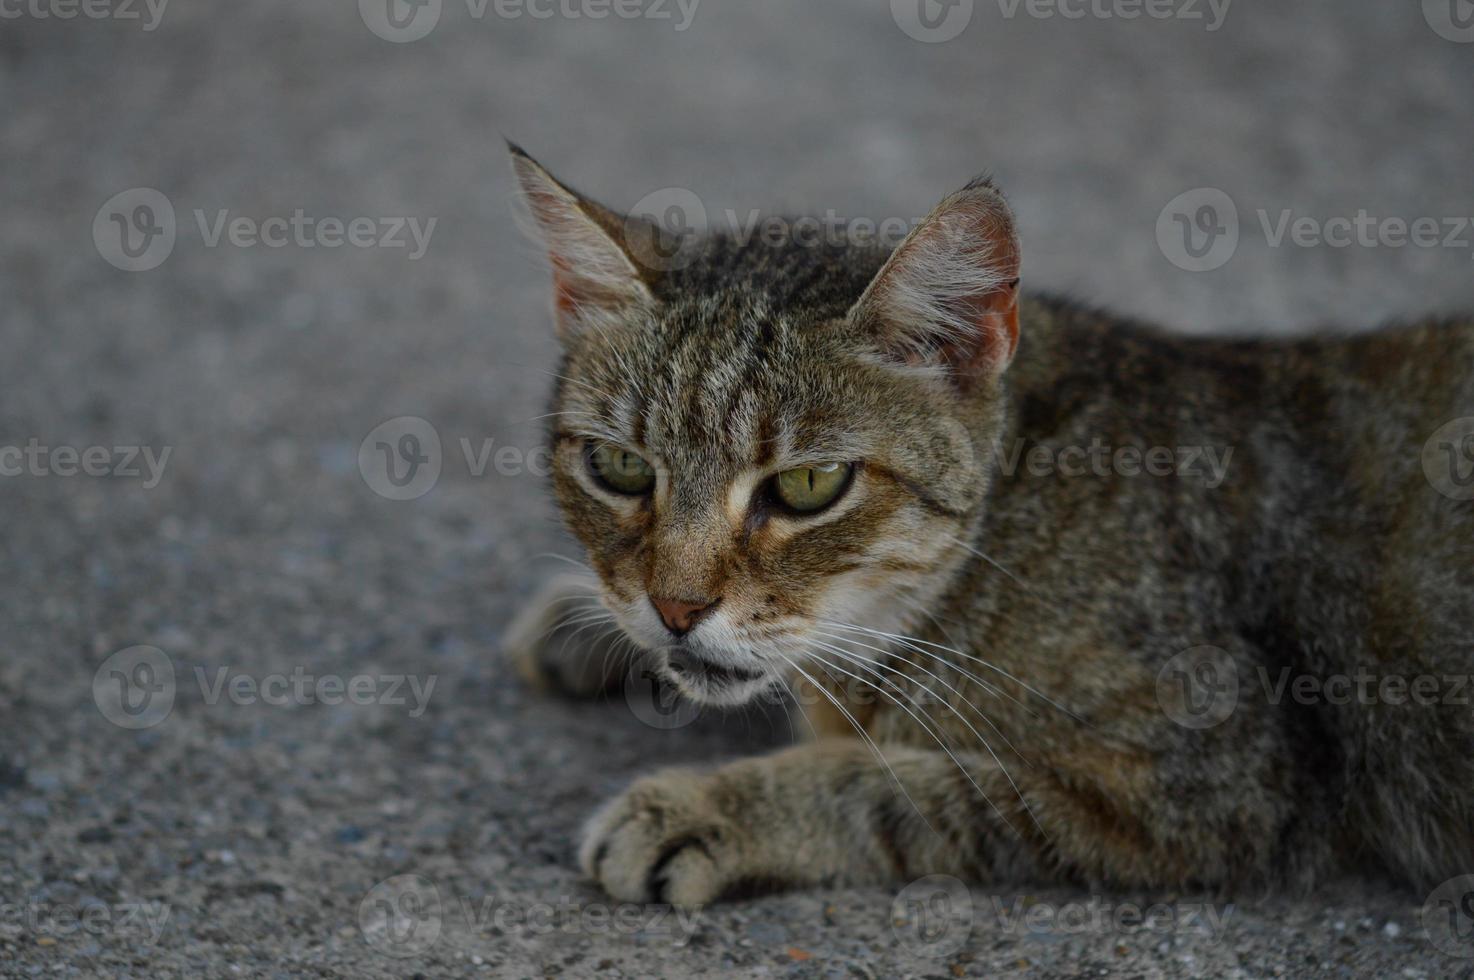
[579, 771, 734, 909]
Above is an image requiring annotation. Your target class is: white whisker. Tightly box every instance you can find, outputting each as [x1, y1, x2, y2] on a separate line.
[819, 620, 1084, 725]
[812, 633, 1046, 840]
[804, 645, 1024, 840]
[773, 652, 936, 835]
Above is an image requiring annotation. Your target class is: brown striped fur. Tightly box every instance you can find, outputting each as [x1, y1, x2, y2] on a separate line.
[502, 145, 1474, 908]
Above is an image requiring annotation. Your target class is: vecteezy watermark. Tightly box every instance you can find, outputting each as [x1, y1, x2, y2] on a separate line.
[0, 0, 168, 30]
[359, 0, 699, 43]
[890, 875, 1235, 957]
[1159, 188, 1474, 273]
[993, 0, 1230, 29]
[993, 437, 1235, 489]
[621, 187, 928, 273]
[892, 0, 1228, 43]
[93, 189, 436, 272]
[0, 439, 171, 488]
[983, 893, 1235, 942]
[0, 900, 172, 945]
[1156, 645, 1239, 729]
[1257, 666, 1474, 708]
[357, 416, 553, 501]
[358, 875, 702, 958]
[92, 645, 438, 729]
[1425, 875, 1474, 957]
[1424, 417, 1474, 501]
[1424, 0, 1474, 43]
[1158, 647, 1474, 729]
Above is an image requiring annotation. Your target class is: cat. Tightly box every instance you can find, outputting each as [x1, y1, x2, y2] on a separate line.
[501, 142, 1474, 910]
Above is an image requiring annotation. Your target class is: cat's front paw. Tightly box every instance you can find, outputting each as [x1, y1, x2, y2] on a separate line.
[579, 771, 737, 908]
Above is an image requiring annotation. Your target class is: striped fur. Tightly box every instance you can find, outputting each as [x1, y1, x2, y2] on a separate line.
[506, 147, 1474, 908]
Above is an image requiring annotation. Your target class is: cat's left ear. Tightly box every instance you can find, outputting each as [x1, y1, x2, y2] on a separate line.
[508, 143, 658, 340]
[849, 176, 1021, 387]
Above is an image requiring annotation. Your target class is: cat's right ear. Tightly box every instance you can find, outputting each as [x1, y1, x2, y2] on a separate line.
[508, 143, 657, 340]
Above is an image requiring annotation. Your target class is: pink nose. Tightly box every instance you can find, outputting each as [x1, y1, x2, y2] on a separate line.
[651, 596, 718, 636]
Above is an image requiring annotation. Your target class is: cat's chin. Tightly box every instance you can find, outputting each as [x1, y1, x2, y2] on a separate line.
[653, 647, 777, 707]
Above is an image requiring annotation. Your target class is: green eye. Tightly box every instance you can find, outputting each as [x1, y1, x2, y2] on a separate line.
[773, 463, 853, 513]
[588, 444, 656, 495]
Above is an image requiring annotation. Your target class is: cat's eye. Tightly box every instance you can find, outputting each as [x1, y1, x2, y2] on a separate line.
[588, 444, 656, 495]
[772, 462, 853, 513]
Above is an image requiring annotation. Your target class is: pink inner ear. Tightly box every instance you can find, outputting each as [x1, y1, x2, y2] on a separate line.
[549, 258, 587, 318]
[952, 278, 1021, 379]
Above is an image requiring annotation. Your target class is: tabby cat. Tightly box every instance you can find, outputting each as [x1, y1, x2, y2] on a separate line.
[502, 143, 1474, 909]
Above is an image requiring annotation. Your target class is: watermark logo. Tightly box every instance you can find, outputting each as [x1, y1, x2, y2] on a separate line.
[359, 0, 442, 42]
[94, 189, 437, 271]
[1424, 875, 1474, 957]
[891, 874, 974, 957]
[1161, 189, 1474, 271]
[1157, 188, 1239, 272]
[357, 417, 555, 500]
[360, 874, 443, 957]
[1423, 417, 1474, 501]
[92, 645, 176, 730]
[624, 186, 707, 273]
[891, 0, 974, 42]
[94, 188, 176, 272]
[1424, 0, 1474, 43]
[622, 658, 703, 730]
[1156, 645, 1238, 729]
[359, 416, 443, 500]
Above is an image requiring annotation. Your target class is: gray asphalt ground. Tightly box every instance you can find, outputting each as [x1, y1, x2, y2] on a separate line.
[4, 1, 1474, 977]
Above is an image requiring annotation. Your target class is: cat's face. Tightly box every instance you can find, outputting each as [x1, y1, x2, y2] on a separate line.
[513, 146, 1022, 706]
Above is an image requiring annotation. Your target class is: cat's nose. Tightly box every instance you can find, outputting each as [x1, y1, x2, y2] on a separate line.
[650, 596, 719, 636]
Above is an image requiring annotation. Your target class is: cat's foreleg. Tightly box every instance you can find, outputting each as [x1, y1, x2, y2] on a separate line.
[579, 739, 1027, 907]
[502, 572, 634, 698]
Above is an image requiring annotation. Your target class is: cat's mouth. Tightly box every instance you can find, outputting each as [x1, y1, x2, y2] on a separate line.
[656, 647, 774, 705]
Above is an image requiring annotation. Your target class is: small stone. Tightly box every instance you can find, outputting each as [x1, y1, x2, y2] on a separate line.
[335, 825, 366, 844]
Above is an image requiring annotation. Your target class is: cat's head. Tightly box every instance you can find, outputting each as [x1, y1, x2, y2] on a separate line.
[511, 145, 1021, 706]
